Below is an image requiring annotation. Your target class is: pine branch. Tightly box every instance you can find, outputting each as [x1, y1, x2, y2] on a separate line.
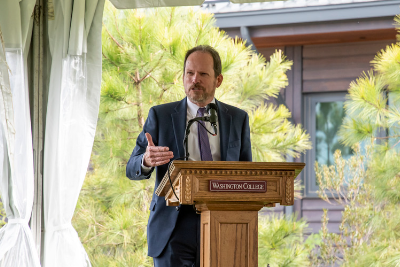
[127, 72, 138, 83]
[112, 11, 128, 45]
[390, 138, 400, 149]
[83, 232, 106, 244]
[102, 51, 119, 67]
[148, 73, 167, 90]
[103, 22, 124, 50]
[374, 135, 400, 139]
[100, 242, 135, 247]
[138, 54, 164, 84]
[194, 24, 202, 46]
[168, 8, 174, 29]
[364, 98, 390, 114]
[104, 104, 138, 113]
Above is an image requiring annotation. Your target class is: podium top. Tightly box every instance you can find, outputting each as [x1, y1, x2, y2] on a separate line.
[156, 160, 305, 197]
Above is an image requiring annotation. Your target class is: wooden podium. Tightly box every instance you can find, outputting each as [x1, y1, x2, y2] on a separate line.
[156, 161, 305, 267]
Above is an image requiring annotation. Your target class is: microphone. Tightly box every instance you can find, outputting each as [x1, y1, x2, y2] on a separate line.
[206, 103, 218, 135]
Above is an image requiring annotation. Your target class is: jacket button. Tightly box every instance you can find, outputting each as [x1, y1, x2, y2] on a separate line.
[176, 206, 180, 211]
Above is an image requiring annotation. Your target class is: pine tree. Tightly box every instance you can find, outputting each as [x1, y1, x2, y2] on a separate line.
[312, 15, 400, 267]
[259, 214, 317, 267]
[73, 3, 311, 266]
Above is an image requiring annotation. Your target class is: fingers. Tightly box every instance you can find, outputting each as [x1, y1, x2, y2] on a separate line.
[143, 133, 174, 167]
[145, 132, 155, 147]
[147, 146, 170, 152]
[145, 157, 172, 167]
[144, 150, 174, 167]
[146, 149, 174, 161]
[146, 150, 174, 157]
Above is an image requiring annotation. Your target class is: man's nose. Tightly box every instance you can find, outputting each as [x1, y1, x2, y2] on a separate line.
[192, 73, 200, 83]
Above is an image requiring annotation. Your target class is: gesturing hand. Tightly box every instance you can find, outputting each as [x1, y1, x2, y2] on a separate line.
[143, 133, 174, 167]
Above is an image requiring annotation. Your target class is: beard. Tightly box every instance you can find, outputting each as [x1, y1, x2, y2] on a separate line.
[186, 84, 215, 105]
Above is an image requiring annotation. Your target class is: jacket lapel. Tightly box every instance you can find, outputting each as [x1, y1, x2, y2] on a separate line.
[216, 100, 231, 161]
[171, 98, 187, 158]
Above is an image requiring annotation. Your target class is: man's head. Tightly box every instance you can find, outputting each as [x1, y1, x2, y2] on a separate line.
[183, 45, 223, 107]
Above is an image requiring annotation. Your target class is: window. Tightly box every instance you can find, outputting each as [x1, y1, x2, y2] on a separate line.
[303, 93, 351, 196]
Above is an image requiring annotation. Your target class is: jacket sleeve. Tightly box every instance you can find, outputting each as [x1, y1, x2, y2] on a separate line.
[240, 112, 252, 162]
[126, 107, 157, 180]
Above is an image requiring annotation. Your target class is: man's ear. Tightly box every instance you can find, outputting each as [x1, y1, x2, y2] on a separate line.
[216, 74, 223, 88]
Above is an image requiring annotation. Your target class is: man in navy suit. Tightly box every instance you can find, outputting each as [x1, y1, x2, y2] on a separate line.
[126, 45, 252, 267]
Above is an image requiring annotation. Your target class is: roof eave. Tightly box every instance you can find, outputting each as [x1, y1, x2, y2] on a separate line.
[209, 0, 400, 28]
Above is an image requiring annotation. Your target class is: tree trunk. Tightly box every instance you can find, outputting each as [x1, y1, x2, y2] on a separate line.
[136, 69, 145, 128]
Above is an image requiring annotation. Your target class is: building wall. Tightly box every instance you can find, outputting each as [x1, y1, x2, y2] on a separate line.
[256, 39, 395, 234]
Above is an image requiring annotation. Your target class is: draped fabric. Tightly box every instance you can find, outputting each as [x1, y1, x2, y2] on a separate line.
[42, 0, 105, 266]
[0, 1, 41, 266]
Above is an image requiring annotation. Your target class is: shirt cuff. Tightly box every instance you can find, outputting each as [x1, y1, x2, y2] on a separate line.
[141, 155, 153, 174]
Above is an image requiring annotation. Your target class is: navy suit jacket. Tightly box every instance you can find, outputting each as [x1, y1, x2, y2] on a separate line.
[126, 97, 252, 257]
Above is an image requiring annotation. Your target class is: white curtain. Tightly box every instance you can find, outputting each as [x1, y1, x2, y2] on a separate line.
[42, 0, 105, 266]
[0, 0, 41, 266]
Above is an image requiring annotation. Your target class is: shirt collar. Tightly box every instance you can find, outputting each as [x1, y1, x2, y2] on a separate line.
[187, 97, 216, 118]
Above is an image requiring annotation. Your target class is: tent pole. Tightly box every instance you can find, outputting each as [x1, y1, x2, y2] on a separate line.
[30, 0, 47, 262]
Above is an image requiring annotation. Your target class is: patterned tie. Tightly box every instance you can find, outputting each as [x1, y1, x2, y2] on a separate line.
[197, 108, 213, 161]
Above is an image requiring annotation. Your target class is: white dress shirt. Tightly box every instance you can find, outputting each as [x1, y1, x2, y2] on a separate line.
[186, 98, 221, 161]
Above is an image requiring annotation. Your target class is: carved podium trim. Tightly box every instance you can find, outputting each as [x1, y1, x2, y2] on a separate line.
[285, 177, 293, 205]
[185, 176, 191, 202]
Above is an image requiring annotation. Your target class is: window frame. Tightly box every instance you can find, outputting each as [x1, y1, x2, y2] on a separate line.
[303, 92, 348, 197]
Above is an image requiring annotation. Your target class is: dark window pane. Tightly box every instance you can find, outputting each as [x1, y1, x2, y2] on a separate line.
[315, 101, 352, 166]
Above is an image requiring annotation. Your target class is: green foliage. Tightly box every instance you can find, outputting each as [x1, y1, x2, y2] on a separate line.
[74, 2, 311, 266]
[73, 170, 154, 267]
[250, 103, 311, 162]
[337, 17, 400, 203]
[312, 145, 400, 266]
[312, 15, 400, 266]
[313, 144, 372, 266]
[258, 214, 317, 267]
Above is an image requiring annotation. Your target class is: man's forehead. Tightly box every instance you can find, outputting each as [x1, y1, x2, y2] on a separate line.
[185, 52, 214, 68]
[188, 51, 212, 58]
